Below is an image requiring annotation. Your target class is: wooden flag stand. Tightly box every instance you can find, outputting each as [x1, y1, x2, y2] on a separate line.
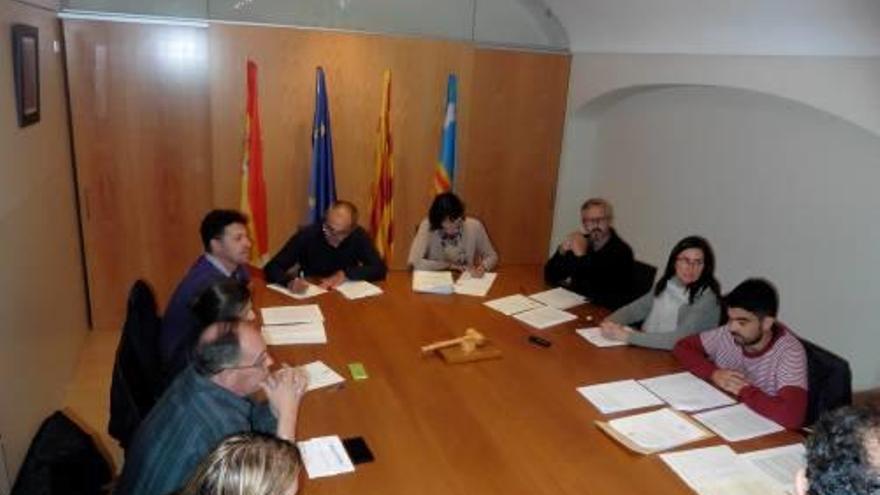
[421, 328, 502, 364]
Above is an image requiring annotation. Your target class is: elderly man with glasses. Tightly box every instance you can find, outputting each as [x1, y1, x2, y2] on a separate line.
[264, 200, 387, 292]
[544, 197, 635, 310]
[115, 320, 308, 495]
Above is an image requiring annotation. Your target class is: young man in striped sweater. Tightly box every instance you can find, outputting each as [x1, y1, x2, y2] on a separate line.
[673, 278, 808, 429]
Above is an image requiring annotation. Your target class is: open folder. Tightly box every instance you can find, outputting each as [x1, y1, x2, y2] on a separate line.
[595, 407, 714, 455]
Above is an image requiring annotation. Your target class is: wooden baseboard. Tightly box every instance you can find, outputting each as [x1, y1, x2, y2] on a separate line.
[853, 388, 880, 407]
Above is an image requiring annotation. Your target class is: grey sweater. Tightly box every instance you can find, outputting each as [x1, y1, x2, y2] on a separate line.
[407, 217, 498, 271]
[606, 285, 721, 350]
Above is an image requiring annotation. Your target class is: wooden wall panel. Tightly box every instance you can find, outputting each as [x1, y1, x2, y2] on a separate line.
[209, 25, 474, 269]
[64, 20, 212, 331]
[461, 49, 570, 264]
[65, 20, 569, 329]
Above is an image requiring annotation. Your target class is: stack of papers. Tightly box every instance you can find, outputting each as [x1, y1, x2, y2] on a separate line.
[412, 270, 455, 294]
[660, 445, 788, 495]
[261, 305, 324, 325]
[577, 379, 664, 414]
[741, 444, 805, 494]
[299, 361, 346, 391]
[483, 294, 545, 316]
[638, 372, 736, 412]
[575, 327, 627, 347]
[261, 305, 326, 345]
[262, 322, 327, 345]
[453, 272, 498, 297]
[596, 407, 713, 454]
[528, 287, 587, 310]
[297, 435, 356, 479]
[268, 283, 327, 300]
[335, 280, 383, 300]
[513, 305, 578, 330]
[693, 403, 785, 442]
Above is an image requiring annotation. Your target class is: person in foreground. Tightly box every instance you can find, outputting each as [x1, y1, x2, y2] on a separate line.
[407, 192, 498, 276]
[178, 432, 302, 495]
[114, 320, 308, 495]
[600, 236, 721, 350]
[673, 278, 808, 429]
[796, 405, 880, 495]
[160, 210, 252, 382]
[264, 200, 386, 292]
[544, 197, 634, 310]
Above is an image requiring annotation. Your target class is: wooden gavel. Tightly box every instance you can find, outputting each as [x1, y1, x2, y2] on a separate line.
[421, 328, 486, 354]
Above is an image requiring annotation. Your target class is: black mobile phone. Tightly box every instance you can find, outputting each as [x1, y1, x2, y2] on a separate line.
[528, 335, 551, 347]
[342, 436, 375, 464]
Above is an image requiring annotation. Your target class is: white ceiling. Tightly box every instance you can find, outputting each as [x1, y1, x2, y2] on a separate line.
[543, 0, 880, 56]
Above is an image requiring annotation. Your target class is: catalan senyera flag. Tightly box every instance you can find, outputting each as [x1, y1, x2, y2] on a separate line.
[433, 74, 457, 194]
[240, 60, 269, 265]
[369, 70, 394, 261]
[307, 67, 337, 224]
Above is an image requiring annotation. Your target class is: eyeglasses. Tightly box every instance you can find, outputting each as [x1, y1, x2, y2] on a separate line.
[226, 350, 269, 370]
[676, 257, 705, 268]
[582, 216, 609, 226]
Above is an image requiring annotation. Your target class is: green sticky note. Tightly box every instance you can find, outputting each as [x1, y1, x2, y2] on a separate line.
[348, 362, 368, 380]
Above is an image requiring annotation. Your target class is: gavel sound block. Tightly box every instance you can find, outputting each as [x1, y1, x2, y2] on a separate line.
[421, 328, 502, 364]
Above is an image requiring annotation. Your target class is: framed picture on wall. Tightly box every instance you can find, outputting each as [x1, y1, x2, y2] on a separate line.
[12, 24, 40, 127]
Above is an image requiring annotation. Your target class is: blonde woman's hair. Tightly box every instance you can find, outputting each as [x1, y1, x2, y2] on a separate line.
[179, 432, 301, 495]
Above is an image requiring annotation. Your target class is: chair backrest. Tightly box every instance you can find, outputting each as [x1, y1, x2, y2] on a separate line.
[629, 260, 657, 303]
[108, 280, 163, 450]
[800, 337, 852, 426]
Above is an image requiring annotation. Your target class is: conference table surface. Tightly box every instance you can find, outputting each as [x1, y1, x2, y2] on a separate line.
[252, 265, 802, 495]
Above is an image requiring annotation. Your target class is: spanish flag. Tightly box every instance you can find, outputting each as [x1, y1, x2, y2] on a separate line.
[370, 70, 394, 261]
[240, 60, 269, 265]
[433, 74, 457, 194]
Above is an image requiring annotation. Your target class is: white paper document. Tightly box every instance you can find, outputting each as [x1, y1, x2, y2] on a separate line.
[638, 372, 736, 412]
[297, 435, 356, 479]
[262, 322, 327, 345]
[693, 403, 784, 442]
[577, 379, 664, 414]
[661, 445, 787, 495]
[299, 361, 345, 391]
[453, 272, 497, 297]
[606, 407, 709, 453]
[575, 327, 627, 347]
[513, 305, 578, 330]
[412, 270, 455, 294]
[740, 443, 805, 494]
[335, 280, 383, 300]
[528, 287, 587, 310]
[268, 282, 327, 300]
[483, 294, 545, 316]
[261, 304, 324, 325]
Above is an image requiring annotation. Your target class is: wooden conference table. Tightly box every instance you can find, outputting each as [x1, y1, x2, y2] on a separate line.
[252, 265, 802, 495]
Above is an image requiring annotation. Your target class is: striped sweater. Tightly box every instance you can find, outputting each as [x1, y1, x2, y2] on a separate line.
[673, 322, 808, 428]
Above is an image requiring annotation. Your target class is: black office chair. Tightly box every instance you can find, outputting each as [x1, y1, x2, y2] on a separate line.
[108, 280, 164, 451]
[800, 337, 852, 427]
[629, 260, 657, 303]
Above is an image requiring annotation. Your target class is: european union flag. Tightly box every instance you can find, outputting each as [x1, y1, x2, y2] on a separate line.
[308, 67, 337, 224]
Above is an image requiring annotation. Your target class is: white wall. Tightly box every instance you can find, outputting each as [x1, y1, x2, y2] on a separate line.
[0, 0, 89, 480]
[553, 75, 880, 390]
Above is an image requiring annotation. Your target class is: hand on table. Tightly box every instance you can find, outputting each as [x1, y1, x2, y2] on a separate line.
[288, 277, 310, 294]
[599, 320, 633, 342]
[711, 369, 749, 396]
[319, 270, 346, 289]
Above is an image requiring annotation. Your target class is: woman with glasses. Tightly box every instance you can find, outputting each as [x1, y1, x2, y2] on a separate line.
[407, 192, 498, 276]
[599, 236, 721, 350]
